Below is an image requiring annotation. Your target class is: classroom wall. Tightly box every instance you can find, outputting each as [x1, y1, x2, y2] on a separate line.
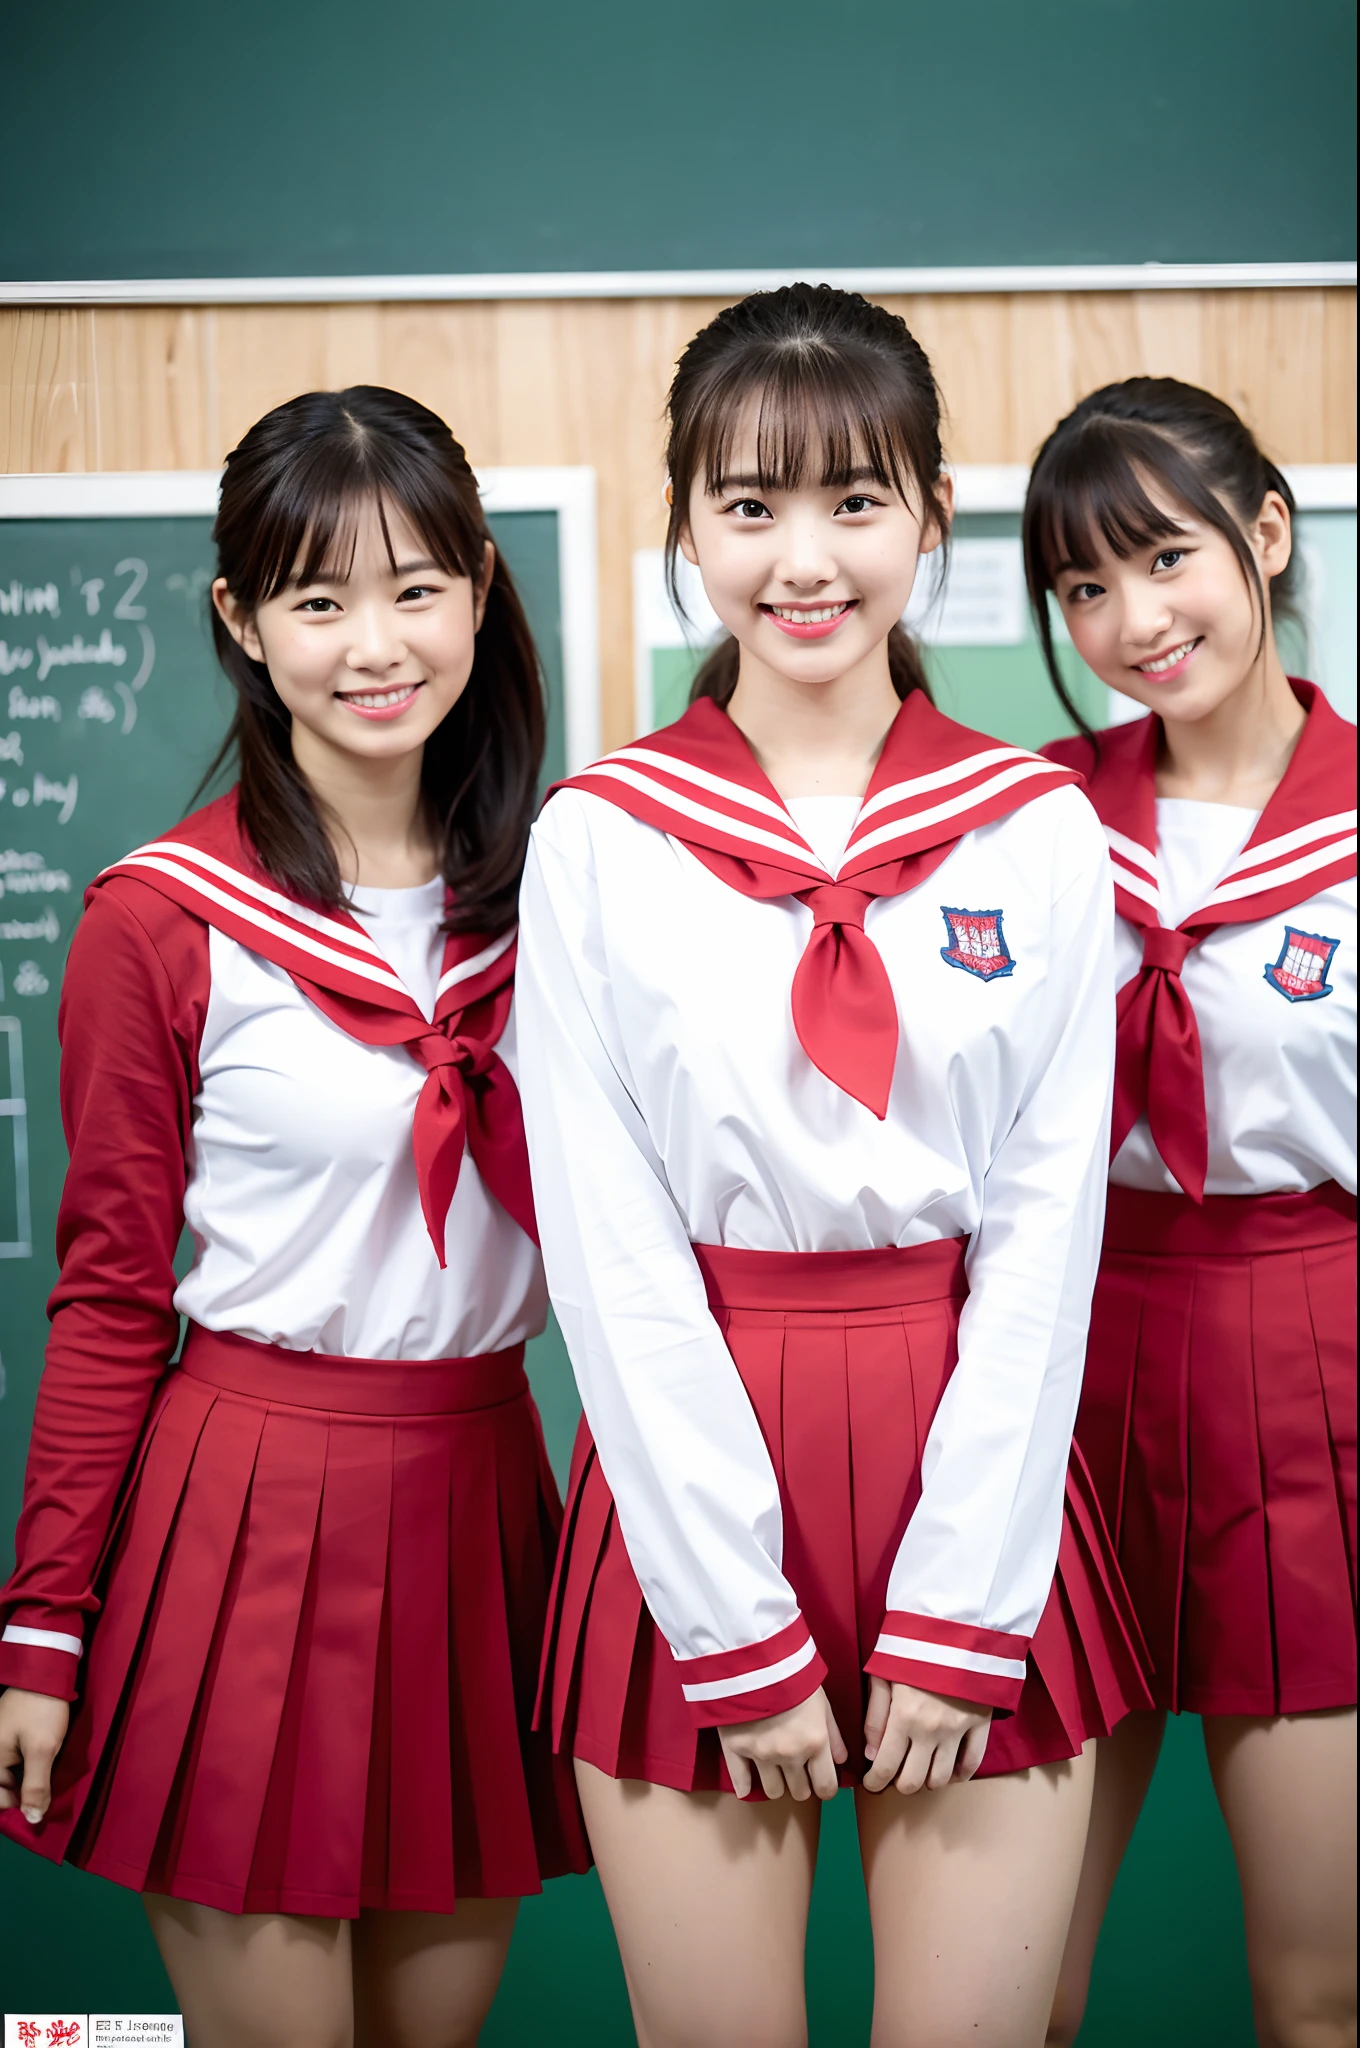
[2, 286, 1355, 749]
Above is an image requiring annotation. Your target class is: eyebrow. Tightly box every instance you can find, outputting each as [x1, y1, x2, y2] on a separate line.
[711, 467, 885, 494]
[293, 556, 443, 588]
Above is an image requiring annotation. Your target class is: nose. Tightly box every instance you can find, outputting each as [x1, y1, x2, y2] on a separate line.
[1119, 581, 1176, 655]
[345, 600, 407, 675]
[773, 513, 838, 592]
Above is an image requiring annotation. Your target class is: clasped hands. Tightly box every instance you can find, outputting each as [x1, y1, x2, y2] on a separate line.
[718, 1677, 991, 1802]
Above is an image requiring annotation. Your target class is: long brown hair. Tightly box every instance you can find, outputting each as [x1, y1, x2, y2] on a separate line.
[663, 284, 950, 708]
[1022, 377, 1300, 744]
[204, 385, 545, 934]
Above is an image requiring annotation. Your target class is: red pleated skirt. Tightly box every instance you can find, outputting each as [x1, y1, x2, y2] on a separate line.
[1079, 1182, 1357, 1716]
[3, 1326, 589, 1915]
[537, 1240, 1150, 1793]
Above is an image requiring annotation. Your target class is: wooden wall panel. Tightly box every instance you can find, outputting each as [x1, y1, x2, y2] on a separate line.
[2, 290, 1353, 748]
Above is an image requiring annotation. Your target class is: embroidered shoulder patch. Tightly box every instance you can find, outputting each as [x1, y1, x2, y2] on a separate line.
[939, 906, 1015, 981]
[1264, 926, 1339, 1003]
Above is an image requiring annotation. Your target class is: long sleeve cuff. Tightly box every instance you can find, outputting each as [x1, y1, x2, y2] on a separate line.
[0, 1623, 83, 1702]
[865, 1612, 1030, 1713]
[673, 1614, 827, 1729]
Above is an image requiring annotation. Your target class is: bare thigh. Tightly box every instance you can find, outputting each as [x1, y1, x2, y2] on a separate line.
[143, 1895, 353, 2048]
[351, 1901, 518, 2048]
[1046, 1710, 1167, 2046]
[1204, 1708, 1357, 2048]
[858, 1745, 1096, 2048]
[576, 1758, 821, 2048]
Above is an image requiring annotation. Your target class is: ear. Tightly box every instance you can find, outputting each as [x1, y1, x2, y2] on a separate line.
[473, 541, 495, 632]
[677, 524, 699, 569]
[919, 472, 955, 556]
[1253, 490, 1293, 582]
[211, 578, 265, 664]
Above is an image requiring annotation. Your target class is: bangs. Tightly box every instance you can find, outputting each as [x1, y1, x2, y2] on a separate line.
[693, 343, 927, 505]
[1027, 421, 1193, 582]
[233, 434, 479, 606]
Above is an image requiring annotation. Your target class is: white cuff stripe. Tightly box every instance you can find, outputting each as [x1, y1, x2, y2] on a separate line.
[2, 1623, 83, 1658]
[679, 1636, 818, 1703]
[874, 1633, 1027, 1682]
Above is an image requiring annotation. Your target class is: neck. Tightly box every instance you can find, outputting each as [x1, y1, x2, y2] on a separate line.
[1156, 634, 1305, 809]
[725, 643, 902, 800]
[291, 731, 437, 887]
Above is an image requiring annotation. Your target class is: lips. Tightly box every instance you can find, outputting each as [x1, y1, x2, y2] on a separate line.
[334, 681, 424, 722]
[1135, 637, 1202, 682]
[761, 600, 858, 641]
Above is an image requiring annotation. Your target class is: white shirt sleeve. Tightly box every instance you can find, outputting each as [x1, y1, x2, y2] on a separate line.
[515, 797, 827, 1726]
[868, 793, 1116, 1710]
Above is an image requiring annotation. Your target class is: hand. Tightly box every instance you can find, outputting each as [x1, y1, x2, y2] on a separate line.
[862, 1675, 991, 1793]
[718, 1685, 849, 1801]
[0, 1687, 70, 1825]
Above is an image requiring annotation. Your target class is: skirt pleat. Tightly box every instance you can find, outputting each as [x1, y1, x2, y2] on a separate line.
[7, 1328, 589, 1913]
[537, 1241, 1150, 1792]
[1081, 1184, 1357, 1716]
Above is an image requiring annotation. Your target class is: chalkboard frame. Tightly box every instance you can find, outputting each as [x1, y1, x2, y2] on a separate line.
[0, 467, 602, 772]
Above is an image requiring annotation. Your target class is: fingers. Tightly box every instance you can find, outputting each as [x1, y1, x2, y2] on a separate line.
[824, 1701, 849, 1768]
[755, 1759, 787, 1801]
[808, 1736, 841, 1802]
[721, 1741, 753, 1800]
[18, 1740, 55, 1824]
[782, 1759, 812, 1802]
[862, 1676, 890, 1762]
[862, 1717, 909, 1794]
[955, 1719, 991, 1782]
[925, 1734, 961, 1791]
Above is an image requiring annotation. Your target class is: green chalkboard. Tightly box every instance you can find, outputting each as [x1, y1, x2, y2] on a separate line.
[1, 0, 1353, 279]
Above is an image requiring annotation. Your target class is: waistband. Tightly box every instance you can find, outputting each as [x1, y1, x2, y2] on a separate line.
[693, 1238, 969, 1313]
[180, 1324, 530, 1416]
[1104, 1180, 1357, 1258]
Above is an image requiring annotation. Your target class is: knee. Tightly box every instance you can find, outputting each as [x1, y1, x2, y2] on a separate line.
[1252, 1959, 1357, 2048]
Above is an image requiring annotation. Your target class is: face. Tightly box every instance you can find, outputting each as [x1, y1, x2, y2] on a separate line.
[213, 497, 491, 782]
[1052, 484, 1291, 722]
[679, 406, 948, 689]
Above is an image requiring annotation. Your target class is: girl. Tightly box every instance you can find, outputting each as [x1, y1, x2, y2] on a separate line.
[1024, 379, 1356, 2048]
[0, 387, 587, 2048]
[514, 285, 1149, 2048]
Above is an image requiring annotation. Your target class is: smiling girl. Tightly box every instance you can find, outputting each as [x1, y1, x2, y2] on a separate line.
[515, 286, 1148, 2047]
[0, 388, 586, 2047]
[1025, 379, 1356, 2048]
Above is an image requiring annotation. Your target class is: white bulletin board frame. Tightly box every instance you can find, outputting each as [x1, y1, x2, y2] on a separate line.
[0, 467, 601, 773]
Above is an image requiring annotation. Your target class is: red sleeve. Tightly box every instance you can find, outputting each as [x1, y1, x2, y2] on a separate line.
[0, 881, 209, 1700]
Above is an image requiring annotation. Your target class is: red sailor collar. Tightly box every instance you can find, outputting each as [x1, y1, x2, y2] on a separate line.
[1045, 679, 1357, 1200]
[92, 791, 536, 1260]
[550, 693, 1080, 1117]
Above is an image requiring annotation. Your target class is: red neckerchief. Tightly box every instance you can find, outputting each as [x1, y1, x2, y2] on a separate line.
[91, 791, 536, 1262]
[1045, 680, 1357, 1201]
[550, 693, 1080, 1117]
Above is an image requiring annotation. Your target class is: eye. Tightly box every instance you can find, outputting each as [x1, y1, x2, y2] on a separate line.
[1065, 581, 1104, 604]
[727, 498, 772, 520]
[836, 494, 878, 515]
[1152, 549, 1185, 572]
[397, 584, 438, 602]
[296, 595, 340, 613]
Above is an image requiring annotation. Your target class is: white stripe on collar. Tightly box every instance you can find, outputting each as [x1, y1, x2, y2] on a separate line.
[1196, 833, 1358, 915]
[843, 757, 1060, 865]
[606, 745, 795, 827]
[855, 744, 1041, 825]
[578, 761, 827, 869]
[114, 838, 392, 961]
[114, 852, 409, 994]
[436, 925, 517, 999]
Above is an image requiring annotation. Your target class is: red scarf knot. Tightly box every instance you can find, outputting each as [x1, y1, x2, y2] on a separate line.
[1141, 926, 1196, 975]
[800, 883, 872, 931]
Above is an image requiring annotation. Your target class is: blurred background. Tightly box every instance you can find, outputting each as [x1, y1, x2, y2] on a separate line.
[1, 2, 1355, 2039]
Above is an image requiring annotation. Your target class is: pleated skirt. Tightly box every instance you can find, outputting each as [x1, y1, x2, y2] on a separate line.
[537, 1240, 1150, 1793]
[1079, 1181, 1357, 1716]
[3, 1325, 589, 1915]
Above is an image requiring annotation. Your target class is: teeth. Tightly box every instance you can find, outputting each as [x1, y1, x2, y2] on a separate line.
[769, 603, 849, 623]
[341, 686, 417, 708]
[1137, 640, 1196, 675]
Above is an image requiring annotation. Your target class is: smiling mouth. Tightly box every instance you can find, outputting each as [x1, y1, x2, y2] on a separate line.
[1136, 638, 1201, 677]
[760, 600, 858, 639]
[334, 682, 424, 719]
